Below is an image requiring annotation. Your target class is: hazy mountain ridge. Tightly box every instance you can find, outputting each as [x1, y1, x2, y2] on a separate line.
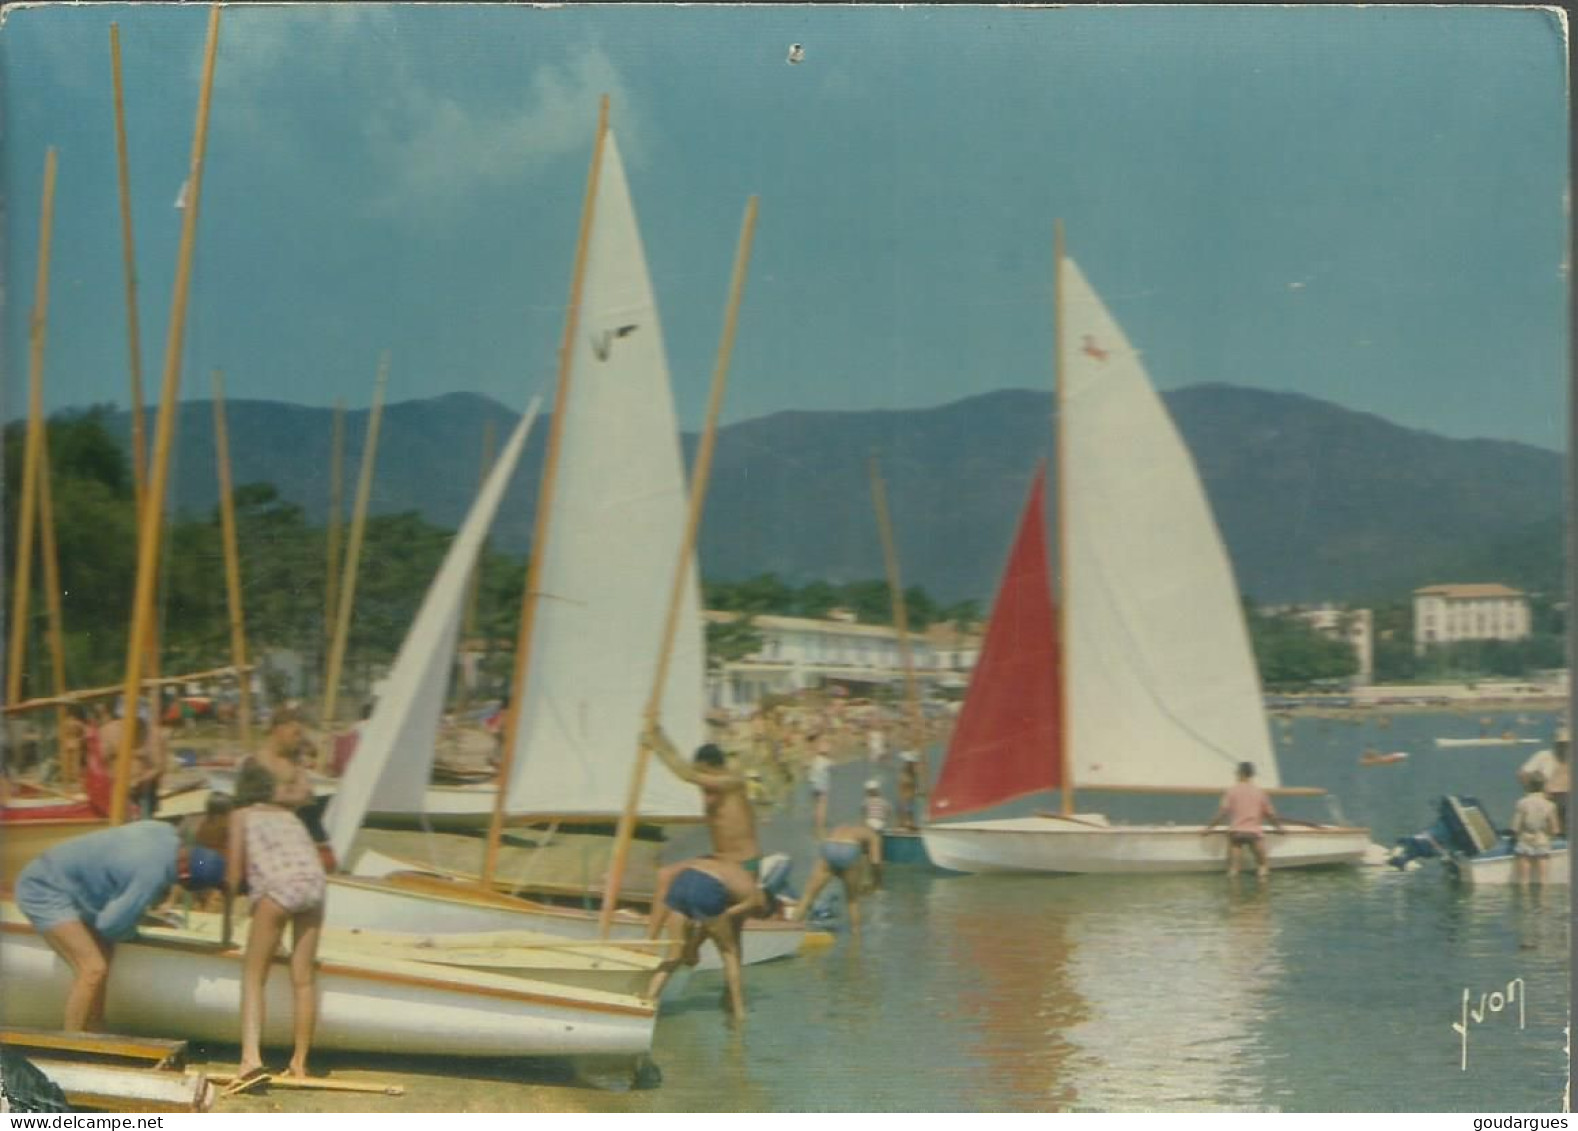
[82, 384, 1564, 604]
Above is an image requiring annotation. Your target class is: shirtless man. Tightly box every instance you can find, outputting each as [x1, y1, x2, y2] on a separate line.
[98, 705, 168, 820]
[643, 720, 762, 937]
[644, 855, 780, 1021]
[1201, 761, 1286, 880]
[791, 823, 883, 937]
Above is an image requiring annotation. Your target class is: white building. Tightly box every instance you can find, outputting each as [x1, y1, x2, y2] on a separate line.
[1290, 604, 1375, 684]
[1413, 583, 1532, 655]
[705, 610, 980, 712]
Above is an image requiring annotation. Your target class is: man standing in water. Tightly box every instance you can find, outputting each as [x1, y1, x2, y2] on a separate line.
[1519, 726, 1569, 835]
[643, 719, 763, 935]
[1201, 761, 1286, 880]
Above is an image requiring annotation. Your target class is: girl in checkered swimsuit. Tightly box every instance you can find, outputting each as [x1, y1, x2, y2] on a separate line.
[226, 711, 327, 1081]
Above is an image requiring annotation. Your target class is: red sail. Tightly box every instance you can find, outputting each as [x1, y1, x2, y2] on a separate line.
[929, 467, 1062, 819]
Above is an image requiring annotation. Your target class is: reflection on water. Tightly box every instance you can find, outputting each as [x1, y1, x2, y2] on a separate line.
[1062, 879, 1281, 1111]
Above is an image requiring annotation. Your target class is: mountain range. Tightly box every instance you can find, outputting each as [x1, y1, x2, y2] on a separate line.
[84, 383, 1565, 605]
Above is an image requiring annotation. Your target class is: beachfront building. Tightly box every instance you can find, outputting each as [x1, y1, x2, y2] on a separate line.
[1413, 583, 1532, 656]
[705, 610, 981, 712]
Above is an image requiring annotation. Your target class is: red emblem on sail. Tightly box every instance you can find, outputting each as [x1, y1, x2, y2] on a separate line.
[1082, 335, 1108, 362]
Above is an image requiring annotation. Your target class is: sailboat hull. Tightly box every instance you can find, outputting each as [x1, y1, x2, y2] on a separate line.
[921, 817, 1372, 875]
[0, 913, 654, 1059]
[327, 865, 811, 970]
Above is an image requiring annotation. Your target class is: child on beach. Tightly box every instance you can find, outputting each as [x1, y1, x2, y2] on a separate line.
[1511, 772, 1560, 888]
[224, 747, 327, 1084]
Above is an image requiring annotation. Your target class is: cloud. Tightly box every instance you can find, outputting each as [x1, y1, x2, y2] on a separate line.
[205, 8, 640, 220]
[366, 46, 640, 216]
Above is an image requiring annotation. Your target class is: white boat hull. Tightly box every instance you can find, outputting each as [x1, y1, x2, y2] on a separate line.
[329, 865, 809, 971]
[1433, 738, 1540, 748]
[0, 914, 654, 1059]
[1450, 846, 1571, 887]
[921, 816, 1372, 875]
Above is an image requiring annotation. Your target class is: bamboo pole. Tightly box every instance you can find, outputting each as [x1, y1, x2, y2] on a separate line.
[6, 149, 57, 714]
[36, 423, 71, 779]
[323, 399, 345, 689]
[211, 371, 252, 747]
[1053, 220, 1074, 816]
[480, 97, 612, 886]
[599, 194, 760, 935]
[318, 359, 388, 768]
[113, 5, 222, 825]
[456, 419, 498, 713]
[110, 24, 148, 510]
[5, 665, 254, 716]
[868, 454, 923, 735]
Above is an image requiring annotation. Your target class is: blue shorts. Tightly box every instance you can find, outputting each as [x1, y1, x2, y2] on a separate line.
[15, 862, 83, 935]
[666, 868, 731, 921]
[820, 840, 862, 872]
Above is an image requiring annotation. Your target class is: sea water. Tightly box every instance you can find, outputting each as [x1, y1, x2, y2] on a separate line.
[226, 709, 1570, 1112]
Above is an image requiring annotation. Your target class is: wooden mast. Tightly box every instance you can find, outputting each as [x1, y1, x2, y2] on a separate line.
[36, 420, 71, 780]
[318, 360, 388, 769]
[6, 149, 57, 717]
[599, 195, 759, 936]
[457, 418, 497, 712]
[113, 5, 222, 824]
[324, 400, 345, 694]
[868, 454, 924, 738]
[211, 371, 252, 747]
[1053, 220, 1075, 816]
[110, 24, 148, 509]
[481, 95, 610, 886]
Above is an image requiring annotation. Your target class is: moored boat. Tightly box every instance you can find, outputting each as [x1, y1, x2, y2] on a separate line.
[920, 235, 1370, 875]
[0, 903, 655, 1059]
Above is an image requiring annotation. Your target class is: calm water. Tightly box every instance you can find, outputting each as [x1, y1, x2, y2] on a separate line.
[229, 710, 1569, 1113]
[615, 709, 1570, 1112]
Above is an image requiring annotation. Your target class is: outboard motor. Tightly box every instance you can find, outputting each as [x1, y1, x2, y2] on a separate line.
[1390, 796, 1502, 869]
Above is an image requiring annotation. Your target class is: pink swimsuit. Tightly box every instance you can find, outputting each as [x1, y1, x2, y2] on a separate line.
[244, 807, 326, 914]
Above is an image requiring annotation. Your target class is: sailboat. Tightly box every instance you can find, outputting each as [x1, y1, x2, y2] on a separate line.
[314, 122, 806, 965]
[919, 238, 1372, 874]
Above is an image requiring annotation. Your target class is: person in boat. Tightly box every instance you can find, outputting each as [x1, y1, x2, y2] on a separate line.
[643, 718, 764, 933]
[98, 702, 169, 820]
[1200, 761, 1286, 880]
[58, 704, 90, 787]
[644, 855, 787, 1022]
[1518, 728, 1569, 836]
[791, 824, 883, 937]
[13, 820, 226, 1031]
[224, 755, 329, 1082]
[1510, 772, 1561, 888]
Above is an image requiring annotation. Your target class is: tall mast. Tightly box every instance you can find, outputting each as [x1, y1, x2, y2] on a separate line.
[1053, 220, 1075, 816]
[212, 370, 252, 747]
[599, 195, 759, 936]
[114, 5, 222, 823]
[869, 454, 923, 736]
[318, 359, 388, 769]
[457, 418, 497, 713]
[481, 95, 611, 886]
[7, 149, 57, 716]
[110, 24, 148, 511]
[323, 399, 346, 692]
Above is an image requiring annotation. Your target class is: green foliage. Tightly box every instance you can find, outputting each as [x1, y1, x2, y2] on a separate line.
[1245, 604, 1361, 689]
[702, 575, 943, 630]
[1414, 636, 1567, 681]
[705, 615, 765, 673]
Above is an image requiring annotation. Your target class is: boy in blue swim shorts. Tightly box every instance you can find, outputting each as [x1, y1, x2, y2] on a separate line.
[793, 824, 883, 937]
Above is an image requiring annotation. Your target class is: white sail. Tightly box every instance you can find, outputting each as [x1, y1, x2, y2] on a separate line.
[1060, 257, 1277, 789]
[503, 130, 705, 820]
[324, 401, 541, 862]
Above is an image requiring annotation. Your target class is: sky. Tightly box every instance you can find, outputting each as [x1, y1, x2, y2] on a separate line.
[1, 4, 1569, 448]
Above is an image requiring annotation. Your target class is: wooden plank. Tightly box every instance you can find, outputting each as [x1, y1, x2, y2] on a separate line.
[212, 1073, 405, 1096]
[0, 1027, 186, 1069]
[27, 1060, 211, 1113]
